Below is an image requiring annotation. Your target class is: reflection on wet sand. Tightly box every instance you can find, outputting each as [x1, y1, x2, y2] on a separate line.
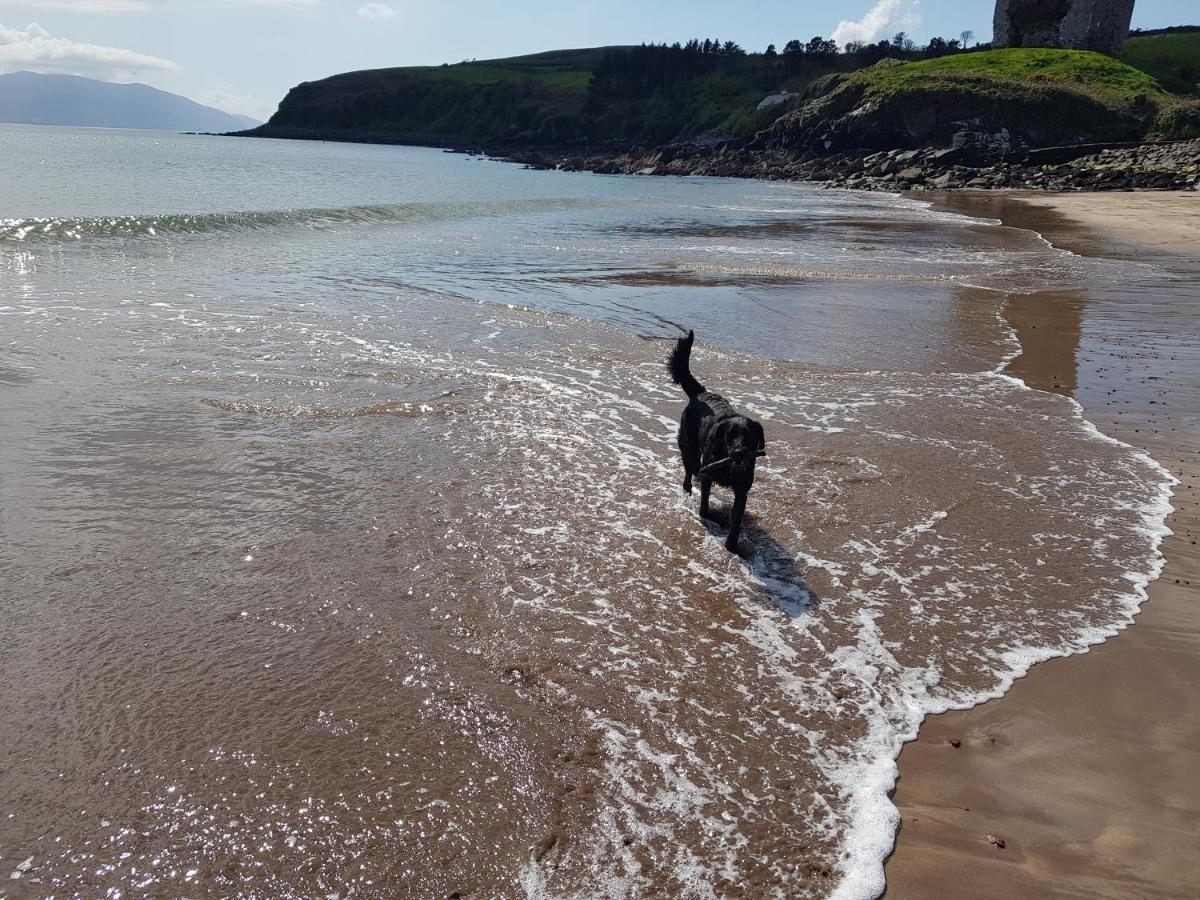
[1002, 288, 1084, 396]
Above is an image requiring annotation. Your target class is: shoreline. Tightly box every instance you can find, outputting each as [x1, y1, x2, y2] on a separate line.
[884, 191, 1200, 898]
[223, 128, 1200, 194]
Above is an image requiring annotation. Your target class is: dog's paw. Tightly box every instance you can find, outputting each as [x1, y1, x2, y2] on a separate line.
[725, 537, 740, 554]
[683, 478, 693, 495]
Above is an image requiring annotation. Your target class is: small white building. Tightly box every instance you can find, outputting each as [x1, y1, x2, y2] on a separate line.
[757, 90, 798, 110]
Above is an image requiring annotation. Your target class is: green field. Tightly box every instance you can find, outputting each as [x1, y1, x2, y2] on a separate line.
[857, 48, 1169, 100]
[823, 47, 1200, 143]
[397, 65, 591, 90]
[1122, 31, 1200, 95]
[389, 47, 624, 91]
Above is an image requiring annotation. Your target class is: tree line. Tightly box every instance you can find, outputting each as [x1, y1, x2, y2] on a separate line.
[590, 30, 980, 98]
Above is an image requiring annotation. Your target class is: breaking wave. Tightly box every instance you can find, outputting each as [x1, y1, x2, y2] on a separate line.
[0, 197, 597, 243]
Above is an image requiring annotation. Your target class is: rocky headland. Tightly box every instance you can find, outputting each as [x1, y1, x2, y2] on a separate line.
[502, 49, 1200, 192]
[236, 41, 1200, 194]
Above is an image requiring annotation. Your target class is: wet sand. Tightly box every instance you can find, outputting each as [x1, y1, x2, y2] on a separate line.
[886, 192, 1200, 898]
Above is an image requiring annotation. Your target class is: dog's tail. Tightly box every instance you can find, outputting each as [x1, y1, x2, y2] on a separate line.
[668, 330, 705, 399]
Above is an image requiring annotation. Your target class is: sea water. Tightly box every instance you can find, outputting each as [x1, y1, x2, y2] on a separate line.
[0, 124, 1174, 898]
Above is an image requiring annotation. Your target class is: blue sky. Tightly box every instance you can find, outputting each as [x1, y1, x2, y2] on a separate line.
[0, 0, 1192, 120]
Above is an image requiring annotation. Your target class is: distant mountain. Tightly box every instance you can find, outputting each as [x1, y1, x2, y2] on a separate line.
[0, 72, 261, 132]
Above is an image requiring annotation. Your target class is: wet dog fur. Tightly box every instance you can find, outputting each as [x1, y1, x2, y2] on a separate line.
[668, 331, 766, 553]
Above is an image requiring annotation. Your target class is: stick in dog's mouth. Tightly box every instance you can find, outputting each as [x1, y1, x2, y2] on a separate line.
[699, 451, 766, 477]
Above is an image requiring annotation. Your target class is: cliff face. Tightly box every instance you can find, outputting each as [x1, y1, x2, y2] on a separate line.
[993, 0, 1137, 56]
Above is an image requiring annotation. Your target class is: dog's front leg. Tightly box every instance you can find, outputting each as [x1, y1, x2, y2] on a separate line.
[699, 478, 712, 519]
[725, 490, 747, 553]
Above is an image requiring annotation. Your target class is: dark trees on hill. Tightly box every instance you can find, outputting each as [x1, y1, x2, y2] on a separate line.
[806, 36, 839, 58]
[590, 30, 979, 103]
[589, 38, 754, 98]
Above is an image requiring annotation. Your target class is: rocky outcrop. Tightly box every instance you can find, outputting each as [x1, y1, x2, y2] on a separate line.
[509, 138, 1200, 193]
[754, 59, 1165, 159]
[813, 138, 1200, 191]
[993, 0, 1136, 55]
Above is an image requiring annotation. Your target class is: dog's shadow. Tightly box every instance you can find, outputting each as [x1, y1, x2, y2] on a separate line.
[699, 506, 819, 619]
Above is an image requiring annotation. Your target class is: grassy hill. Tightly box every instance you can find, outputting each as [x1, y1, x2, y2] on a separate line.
[262, 44, 850, 148]
[854, 46, 1197, 139]
[255, 32, 1200, 153]
[265, 49, 603, 144]
[763, 48, 1200, 155]
[1122, 31, 1200, 96]
[864, 47, 1168, 98]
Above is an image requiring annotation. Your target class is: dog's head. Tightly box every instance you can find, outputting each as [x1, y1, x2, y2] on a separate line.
[727, 418, 766, 474]
[701, 417, 766, 477]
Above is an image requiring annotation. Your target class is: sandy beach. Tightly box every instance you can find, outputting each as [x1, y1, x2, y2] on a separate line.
[886, 191, 1200, 898]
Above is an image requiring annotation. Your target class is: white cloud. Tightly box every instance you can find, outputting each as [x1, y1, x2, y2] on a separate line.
[8, 1, 152, 12]
[355, 2, 395, 20]
[0, 19, 178, 78]
[831, 0, 922, 46]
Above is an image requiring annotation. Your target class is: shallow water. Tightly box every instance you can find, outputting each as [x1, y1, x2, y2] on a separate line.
[0, 126, 1175, 898]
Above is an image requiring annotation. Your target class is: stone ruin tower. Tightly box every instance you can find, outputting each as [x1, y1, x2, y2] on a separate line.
[993, 0, 1136, 56]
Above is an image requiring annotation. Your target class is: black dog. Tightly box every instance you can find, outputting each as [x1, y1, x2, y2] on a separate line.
[668, 331, 766, 553]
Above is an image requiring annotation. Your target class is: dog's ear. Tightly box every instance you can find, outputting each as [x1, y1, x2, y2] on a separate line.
[752, 421, 766, 456]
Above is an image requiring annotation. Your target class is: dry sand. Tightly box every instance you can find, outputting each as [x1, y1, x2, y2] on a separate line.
[884, 192, 1200, 898]
[1005, 191, 1200, 256]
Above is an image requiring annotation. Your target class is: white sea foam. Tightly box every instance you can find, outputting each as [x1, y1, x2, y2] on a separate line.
[803, 194, 1180, 900]
[433, 316, 1172, 899]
